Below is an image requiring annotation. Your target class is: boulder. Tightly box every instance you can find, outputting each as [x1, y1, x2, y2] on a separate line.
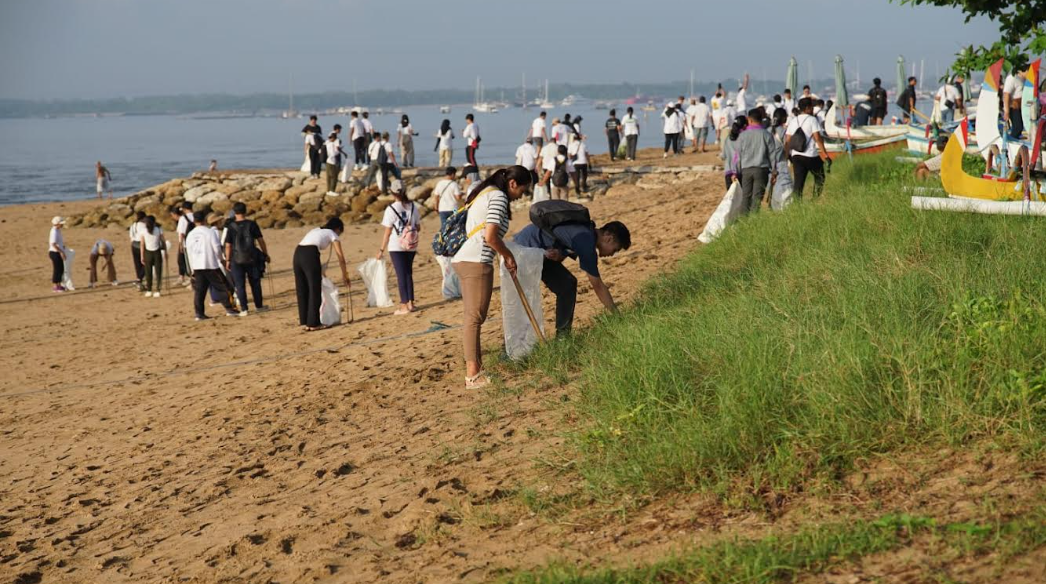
[284, 219, 304, 229]
[196, 191, 229, 207]
[298, 191, 324, 206]
[351, 191, 378, 213]
[407, 185, 432, 202]
[133, 196, 161, 212]
[293, 201, 319, 216]
[301, 211, 328, 226]
[183, 185, 212, 203]
[107, 203, 134, 219]
[213, 183, 243, 195]
[256, 215, 276, 229]
[366, 200, 388, 216]
[231, 189, 261, 202]
[323, 198, 349, 216]
[260, 190, 284, 204]
[210, 199, 234, 216]
[285, 184, 314, 199]
[246, 200, 267, 215]
[257, 177, 292, 192]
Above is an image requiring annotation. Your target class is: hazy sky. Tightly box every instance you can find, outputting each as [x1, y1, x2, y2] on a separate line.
[0, 0, 1002, 100]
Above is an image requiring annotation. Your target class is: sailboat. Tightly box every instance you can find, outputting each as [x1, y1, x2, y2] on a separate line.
[538, 79, 556, 109]
[473, 77, 498, 113]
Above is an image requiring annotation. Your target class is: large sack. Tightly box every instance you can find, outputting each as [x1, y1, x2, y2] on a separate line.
[531, 184, 550, 204]
[697, 182, 743, 244]
[319, 277, 341, 326]
[771, 159, 794, 211]
[500, 243, 545, 360]
[61, 249, 76, 290]
[357, 258, 394, 307]
[300, 154, 311, 173]
[435, 255, 461, 299]
[338, 163, 351, 183]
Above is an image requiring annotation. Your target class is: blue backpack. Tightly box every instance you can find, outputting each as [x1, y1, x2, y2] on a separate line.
[431, 187, 492, 257]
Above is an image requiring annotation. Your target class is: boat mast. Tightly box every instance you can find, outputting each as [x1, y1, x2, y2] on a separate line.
[522, 72, 526, 108]
[288, 73, 293, 116]
[689, 69, 694, 98]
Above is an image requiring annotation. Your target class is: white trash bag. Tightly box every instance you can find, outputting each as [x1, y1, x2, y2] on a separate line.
[697, 182, 743, 244]
[338, 162, 351, 183]
[532, 184, 550, 204]
[500, 243, 545, 360]
[61, 248, 76, 290]
[300, 152, 311, 173]
[436, 255, 461, 299]
[319, 277, 341, 326]
[357, 258, 394, 307]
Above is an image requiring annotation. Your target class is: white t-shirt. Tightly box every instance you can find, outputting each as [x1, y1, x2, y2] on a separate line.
[398, 124, 414, 137]
[515, 143, 538, 170]
[783, 98, 796, 115]
[381, 201, 420, 253]
[437, 130, 453, 151]
[540, 142, 559, 172]
[689, 103, 711, 128]
[325, 140, 341, 164]
[736, 88, 748, 113]
[531, 117, 546, 138]
[361, 118, 374, 133]
[435, 178, 463, 212]
[1002, 74, 1020, 97]
[141, 226, 163, 251]
[569, 141, 589, 165]
[621, 114, 639, 136]
[185, 226, 223, 271]
[129, 220, 145, 242]
[453, 188, 510, 265]
[367, 140, 383, 161]
[662, 110, 682, 133]
[463, 122, 480, 147]
[91, 239, 114, 256]
[936, 84, 960, 108]
[48, 227, 64, 253]
[176, 213, 194, 239]
[298, 227, 339, 250]
[785, 114, 822, 158]
[553, 123, 572, 145]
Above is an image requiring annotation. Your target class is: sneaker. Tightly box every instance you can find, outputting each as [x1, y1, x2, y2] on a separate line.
[256, 305, 271, 312]
[663, 153, 668, 158]
[195, 315, 210, 321]
[237, 310, 249, 317]
[143, 291, 151, 297]
[182, 280, 192, 288]
[111, 281, 119, 287]
[225, 310, 239, 317]
[53, 285, 65, 293]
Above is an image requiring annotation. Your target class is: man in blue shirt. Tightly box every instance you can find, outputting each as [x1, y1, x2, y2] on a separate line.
[513, 220, 631, 335]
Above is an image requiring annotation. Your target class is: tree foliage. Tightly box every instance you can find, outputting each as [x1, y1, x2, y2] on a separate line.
[898, 0, 1046, 75]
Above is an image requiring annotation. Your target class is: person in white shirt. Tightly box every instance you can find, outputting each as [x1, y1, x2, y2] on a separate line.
[361, 132, 384, 189]
[688, 96, 712, 152]
[530, 111, 548, 150]
[128, 210, 146, 287]
[184, 210, 236, 320]
[377, 180, 422, 315]
[293, 217, 350, 331]
[1002, 69, 1026, 140]
[463, 113, 480, 166]
[539, 140, 559, 191]
[784, 97, 830, 200]
[568, 135, 590, 194]
[782, 89, 796, 118]
[349, 111, 368, 170]
[515, 137, 539, 185]
[551, 117, 573, 146]
[736, 73, 750, 113]
[434, 166, 463, 228]
[377, 132, 401, 194]
[934, 80, 961, 124]
[719, 101, 738, 147]
[324, 132, 345, 195]
[88, 239, 118, 288]
[48, 216, 67, 292]
[173, 201, 194, 287]
[661, 103, 683, 157]
[619, 107, 640, 161]
[138, 214, 166, 297]
[397, 114, 418, 168]
[361, 112, 375, 163]
[435, 118, 454, 168]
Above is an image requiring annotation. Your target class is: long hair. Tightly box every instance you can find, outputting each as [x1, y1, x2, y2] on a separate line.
[144, 215, 157, 232]
[401, 114, 410, 127]
[465, 165, 533, 207]
[729, 116, 748, 141]
[440, 119, 451, 135]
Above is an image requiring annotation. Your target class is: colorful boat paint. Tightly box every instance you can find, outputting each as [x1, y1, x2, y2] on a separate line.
[940, 119, 1022, 201]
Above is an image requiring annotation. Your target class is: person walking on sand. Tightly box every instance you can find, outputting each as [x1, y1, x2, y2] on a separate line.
[293, 217, 350, 331]
[185, 210, 237, 321]
[721, 116, 747, 189]
[87, 239, 118, 288]
[397, 115, 418, 168]
[436, 119, 454, 168]
[513, 212, 631, 336]
[515, 137, 539, 187]
[139, 214, 166, 297]
[377, 180, 421, 315]
[661, 103, 683, 157]
[129, 210, 146, 289]
[48, 216, 68, 292]
[325, 132, 346, 196]
[543, 145, 573, 200]
[451, 165, 533, 389]
[223, 202, 270, 316]
[174, 202, 194, 287]
[604, 109, 622, 161]
[688, 97, 712, 153]
[785, 97, 830, 199]
[621, 107, 640, 161]
[530, 111, 548, 150]
[435, 166, 463, 229]
[736, 108, 778, 215]
[463, 113, 480, 167]
[362, 131, 383, 189]
[95, 162, 113, 200]
[568, 134, 590, 195]
[350, 111, 367, 170]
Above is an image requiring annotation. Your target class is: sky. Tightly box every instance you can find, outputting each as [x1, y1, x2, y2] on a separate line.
[0, 0, 1003, 100]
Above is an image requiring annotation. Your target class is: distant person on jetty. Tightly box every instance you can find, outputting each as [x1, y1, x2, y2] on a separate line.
[568, 134, 589, 195]
[463, 113, 480, 167]
[785, 97, 829, 199]
[515, 137, 539, 187]
[435, 166, 462, 229]
[87, 239, 118, 288]
[530, 111, 548, 150]
[868, 78, 888, 125]
[350, 111, 368, 170]
[174, 202, 194, 287]
[95, 162, 112, 200]
[451, 166, 534, 389]
[621, 107, 640, 161]
[293, 218, 350, 331]
[302, 115, 323, 178]
[736, 74, 750, 113]
[378, 180, 420, 315]
[362, 112, 375, 163]
[661, 102, 683, 157]
[223, 202, 270, 316]
[324, 131, 345, 195]
[129, 211, 146, 289]
[552, 116, 572, 146]
[379, 132, 401, 193]
[397, 115, 418, 168]
[48, 216, 68, 292]
[736, 108, 777, 215]
[139, 214, 166, 297]
[604, 109, 621, 161]
[436, 119, 454, 167]
[185, 210, 237, 320]
[897, 76, 917, 123]
[688, 97, 712, 153]
[208, 159, 218, 172]
[513, 205, 631, 336]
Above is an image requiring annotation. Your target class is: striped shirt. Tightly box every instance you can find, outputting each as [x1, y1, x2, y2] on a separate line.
[452, 188, 509, 265]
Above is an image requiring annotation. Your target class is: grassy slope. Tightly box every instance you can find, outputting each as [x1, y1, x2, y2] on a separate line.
[520, 153, 1045, 500]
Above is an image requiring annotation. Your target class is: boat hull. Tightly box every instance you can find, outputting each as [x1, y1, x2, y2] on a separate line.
[824, 134, 906, 159]
[940, 127, 1021, 201]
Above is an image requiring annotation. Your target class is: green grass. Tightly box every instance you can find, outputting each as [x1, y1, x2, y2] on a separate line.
[502, 508, 1046, 584]
[518, 152, 1046, 499]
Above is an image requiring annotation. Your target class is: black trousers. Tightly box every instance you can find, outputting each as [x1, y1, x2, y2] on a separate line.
[664, 133, 680, 153]
[193, 269, 234, 317]
[230, 260, 264, 310]
[1008, 109, 1024, 140]
[574, 164, 589, 193]
[49, 251, 63, 284]
[607, 133, 620, 160]
[389, 251, 416, 303]
[353, 137, 366, 165]
[309, 147, 323, 177]
[790, 156, 826, 199]
[626, 135, 638, 160]
[466, 144, 478, 166]
[740, 167, 770, 215]
[130, 242, 144, 281]
[293, 245, 323, 327]
[541, 259, 578, 336]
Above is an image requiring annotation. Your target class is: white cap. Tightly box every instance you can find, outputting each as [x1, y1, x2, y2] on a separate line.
[390, 179, 404, 194]
[51, 216, 66, 226]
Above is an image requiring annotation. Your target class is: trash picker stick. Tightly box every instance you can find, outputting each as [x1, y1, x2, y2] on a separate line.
[509, 270, 545, 342]
[346, 278, 354, 323]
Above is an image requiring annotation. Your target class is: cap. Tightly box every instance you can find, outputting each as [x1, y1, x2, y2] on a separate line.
[390, 179, 404, 194]
[51, 216, 66, 226]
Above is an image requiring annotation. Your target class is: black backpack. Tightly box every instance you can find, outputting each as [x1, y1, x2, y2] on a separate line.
[530, 200, 593, 236]
[230, 220, 257, 265]
[551, 158, 569, 187]
[377, 142, 389, 165]
[787, 117, 808, 155]
[870, 87, 887, 108]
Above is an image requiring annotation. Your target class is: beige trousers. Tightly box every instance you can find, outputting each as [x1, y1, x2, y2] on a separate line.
[453, 261, 494, 364]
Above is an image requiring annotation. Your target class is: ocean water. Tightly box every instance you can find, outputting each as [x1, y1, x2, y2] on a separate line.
[0, 104, 680, 206]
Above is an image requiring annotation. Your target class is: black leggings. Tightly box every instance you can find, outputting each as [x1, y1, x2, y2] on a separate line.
[293, 245, 323, 327]
[389, 251, 416, 304]
[664, 133, 680, 153]
[353, 137, 366, 165]
[49, 251, 63, 284]
[790, 155, 826, 199]
[574, 164, 588, 193]
[143, 249, 163, 292]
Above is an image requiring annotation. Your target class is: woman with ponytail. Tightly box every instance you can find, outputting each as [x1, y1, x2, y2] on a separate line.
[451, 165, 533, 388]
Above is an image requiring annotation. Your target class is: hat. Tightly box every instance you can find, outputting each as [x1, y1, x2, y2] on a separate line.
[390, 179, 404, 194]
[51, 216, 66, 226]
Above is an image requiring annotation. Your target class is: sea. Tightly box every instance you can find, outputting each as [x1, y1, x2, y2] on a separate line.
[0, 103, 685, 207]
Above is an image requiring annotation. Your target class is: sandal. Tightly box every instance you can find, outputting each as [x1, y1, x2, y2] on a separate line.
[465, 372, 490, 389]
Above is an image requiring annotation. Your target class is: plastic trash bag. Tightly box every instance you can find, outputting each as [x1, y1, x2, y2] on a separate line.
[436, 255, 461, 299]
[770, 159, 794, 211]
[338, 163, 350, 183]
[500, 243, 545, 360]
[61, 249, 76, 290]
[300, 153, 311, 173]
[357, 258, 394, 307]
[698, 182, 743, 243]
[532, 184, 550, 204]
[319, 276, 341, 326]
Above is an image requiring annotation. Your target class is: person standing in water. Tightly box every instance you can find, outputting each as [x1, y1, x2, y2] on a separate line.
[48, 216, 68, 292]
[436, 119, 454, 168]
[397, 115, 418, 168]
[95, 162, 113, 200]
